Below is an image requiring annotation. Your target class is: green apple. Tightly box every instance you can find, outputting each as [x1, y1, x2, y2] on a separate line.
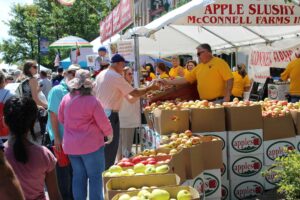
[127, 169, 135, 176]
[127, 187, 137, 191]
[177, 189, 192, 200]
[103, 171, 112, 177]
[145, 165, 156, 175]
[111, 172, 121, 177]
[138, 189, 151, 199]
[155, 165, 170, 174]
[129, 196, 141, 200]
[150, 189, 170, 200]
[109, 165, 123, 173]
[120, 171, 129, 176]
[134, 163, 146, 174]
[118, 194, 131, 200]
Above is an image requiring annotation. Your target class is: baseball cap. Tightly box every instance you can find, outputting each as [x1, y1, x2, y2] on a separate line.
[67, 64, 81, 71]
[98, 46, 107, 52]
[111, 54, 129, 64]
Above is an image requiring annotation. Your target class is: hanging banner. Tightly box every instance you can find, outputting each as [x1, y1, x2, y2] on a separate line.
[40, 37, 49, 55]
[248, 46, 299, 83]
[100, 0, 133, 43]
[117, 40, 135, 62]
[175, 0, 300, 26]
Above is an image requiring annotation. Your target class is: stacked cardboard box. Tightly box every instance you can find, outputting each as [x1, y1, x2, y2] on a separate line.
[263, 113, 297, 190]
[191, 107, 225, 200]
[140, 125, 161, 150]
[225, 105, 265, 200]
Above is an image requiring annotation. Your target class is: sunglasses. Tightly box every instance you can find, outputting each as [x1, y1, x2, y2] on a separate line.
[197, 51, 206, 57]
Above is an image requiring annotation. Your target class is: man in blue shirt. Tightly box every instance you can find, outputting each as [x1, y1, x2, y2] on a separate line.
[47, 64, 80, 200]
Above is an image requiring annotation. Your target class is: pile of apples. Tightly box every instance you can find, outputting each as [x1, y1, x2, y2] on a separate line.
[144, 100, 223, 113]
[103, 164, 170, 177]
[222, 98, 260, 107]
[117, 156, 170, 167]
[260, 99, 294, 117]
[118, 189, 192, 200]
[159, 131, 202, 150]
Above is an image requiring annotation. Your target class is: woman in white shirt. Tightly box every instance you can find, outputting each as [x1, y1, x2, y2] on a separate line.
[117, 67, 141, 160]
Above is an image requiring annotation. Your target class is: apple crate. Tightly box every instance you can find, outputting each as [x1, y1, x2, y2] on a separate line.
[203, 169, 222, 199]
[263, 137, 297, 165]
[229, 154, 264, 181]
[228, 129, 263, 156]
[263, 165, 281, 190]
[111, 186, 201, 200]
[230, 179, 264, 200]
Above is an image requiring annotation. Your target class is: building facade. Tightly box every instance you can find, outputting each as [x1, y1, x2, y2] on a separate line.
[134, 0, 191, 26]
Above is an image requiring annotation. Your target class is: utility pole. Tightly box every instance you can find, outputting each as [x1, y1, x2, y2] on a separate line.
[37, 22, 41, 73]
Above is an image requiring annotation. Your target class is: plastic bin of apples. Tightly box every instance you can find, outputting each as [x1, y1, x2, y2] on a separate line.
[103, 131, 219, 200]
[144, 97, 300, 118]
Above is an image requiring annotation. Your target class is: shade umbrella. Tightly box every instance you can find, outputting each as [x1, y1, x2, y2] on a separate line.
[49, 36, 93, 49]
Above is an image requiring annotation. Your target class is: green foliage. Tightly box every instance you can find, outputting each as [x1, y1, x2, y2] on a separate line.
[0, 0, 119, 68]
[263, 149, 300, 200]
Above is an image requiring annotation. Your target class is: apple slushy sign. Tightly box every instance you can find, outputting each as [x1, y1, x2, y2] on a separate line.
[175, 0, 300, 26]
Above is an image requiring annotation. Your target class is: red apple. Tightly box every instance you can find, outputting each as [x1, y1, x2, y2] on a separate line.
[132, 156, 142, 164]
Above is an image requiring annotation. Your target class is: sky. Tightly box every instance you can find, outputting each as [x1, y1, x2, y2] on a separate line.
[0, 0, 33, 41]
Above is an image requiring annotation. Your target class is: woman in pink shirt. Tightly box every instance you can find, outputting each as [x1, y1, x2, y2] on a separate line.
[4, 97, 62, 200]
[58, 69, 113, 200]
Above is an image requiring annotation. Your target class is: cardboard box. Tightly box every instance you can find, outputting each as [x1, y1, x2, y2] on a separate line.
[154, 148, 187, 183]
[291, 110, 300, 135]
[228, 129, 263, 156]
[268, 83, 289, 100]
[263, 165, 281, 190]
[229, 154, 263, 181]
[153, 109, 190, 135]
[194, 132, 227, 156]
[182, 144, 205, 179]
[297, 135, 300, 152]
[230, 180, 264, 200]
[191, 108, 226, 133]
[106, 174, 180, 200]
[221, 161, 228, 180]
[144, 110, 154, 128]
[111, 186, 201, 200]
[221, 179, 230, 200]
[140, 126, 162, 150]
[201, 138, 223, 170]
[189, 172, 205, 199]
[263, 114, 296, 141]
[263, 137, 297, 165]
[225, 105, 263, 131]
[204, 169, 222, 199]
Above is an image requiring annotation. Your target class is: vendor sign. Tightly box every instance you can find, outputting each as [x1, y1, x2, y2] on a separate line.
[117, 40, 134, 62]
[100, 0, 133, 43]
[176, 0, 300, 26]
[248, 46, 300, 83]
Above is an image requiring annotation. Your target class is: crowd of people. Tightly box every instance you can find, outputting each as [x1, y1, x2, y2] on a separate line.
[0, 43, 268, 200]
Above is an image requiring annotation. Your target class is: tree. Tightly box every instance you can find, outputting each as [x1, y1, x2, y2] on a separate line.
[0, 0, 119, 68]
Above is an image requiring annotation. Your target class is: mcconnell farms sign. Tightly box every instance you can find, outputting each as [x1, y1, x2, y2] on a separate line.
[176, 0, 300, 26]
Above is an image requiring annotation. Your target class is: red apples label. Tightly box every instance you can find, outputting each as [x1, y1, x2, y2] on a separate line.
[233, 181, 264, 199]
[232, 156, 262, 177]
[232, 132, 262, 153]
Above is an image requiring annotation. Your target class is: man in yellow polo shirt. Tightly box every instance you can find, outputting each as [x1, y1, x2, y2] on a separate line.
[281, 49, 300, 102]
[169, 56, 188, 78]
[159, 44, 233, 102]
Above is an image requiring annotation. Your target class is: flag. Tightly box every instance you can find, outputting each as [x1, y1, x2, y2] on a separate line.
[57, 0, 76, 6]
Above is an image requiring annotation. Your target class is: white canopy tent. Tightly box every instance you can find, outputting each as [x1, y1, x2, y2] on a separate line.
[121, 0, 300, 57]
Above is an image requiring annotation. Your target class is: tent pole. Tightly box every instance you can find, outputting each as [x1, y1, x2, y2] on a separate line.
[242, 26, 271, 44]
[133, 34, 140, 88]
[235, 47, 239, 67]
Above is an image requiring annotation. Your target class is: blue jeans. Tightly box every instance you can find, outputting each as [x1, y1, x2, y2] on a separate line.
[56, 163, 73, 200]
[69, 146, 105, 200]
